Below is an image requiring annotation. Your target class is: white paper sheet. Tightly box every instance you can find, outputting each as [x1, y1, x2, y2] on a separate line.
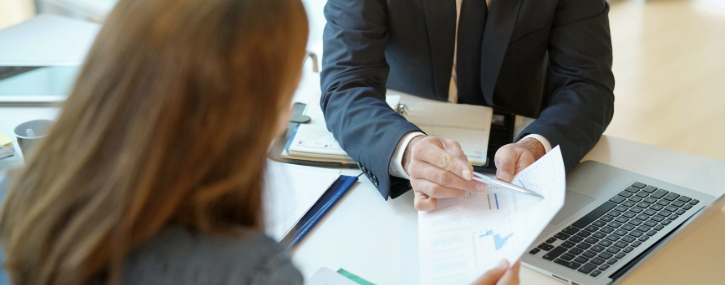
[402, 100, 493, 166]
[418, 146, 566, 285]
[264, 162, 340, 241]
[306, 267, 360, 285]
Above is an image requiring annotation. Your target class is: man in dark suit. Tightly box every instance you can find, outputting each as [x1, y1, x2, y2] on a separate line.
[320, 0, 614, 210]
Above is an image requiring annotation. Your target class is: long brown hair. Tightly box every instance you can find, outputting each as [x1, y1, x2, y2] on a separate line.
[0, 0, 308, 284]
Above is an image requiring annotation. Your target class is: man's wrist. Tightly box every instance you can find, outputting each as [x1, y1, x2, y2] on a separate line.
[522, 134, 552, 153]
[390, 132, 426, 179]
[517, 137, 546, 160]
[402, 135, 425, 175]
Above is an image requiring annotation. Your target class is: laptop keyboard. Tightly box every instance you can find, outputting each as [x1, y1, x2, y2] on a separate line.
[528, 182, 700, 278]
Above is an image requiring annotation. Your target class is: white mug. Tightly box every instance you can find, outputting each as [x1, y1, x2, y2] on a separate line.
[13, 119, 54, 159]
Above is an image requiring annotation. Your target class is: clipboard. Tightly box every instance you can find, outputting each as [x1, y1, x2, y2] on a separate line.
[267, 102, 359, 168]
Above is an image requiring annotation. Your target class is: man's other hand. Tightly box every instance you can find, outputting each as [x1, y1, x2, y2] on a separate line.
[471, 259, 521, 285]
[403, 136, 487, 211]
[494, 138, 546, 183]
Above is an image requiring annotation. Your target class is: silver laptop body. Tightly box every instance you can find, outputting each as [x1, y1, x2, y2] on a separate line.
[522, 160, 715, 285]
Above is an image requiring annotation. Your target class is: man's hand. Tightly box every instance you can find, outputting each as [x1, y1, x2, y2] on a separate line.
[403, 136, 487, 211]
[494, 138, 546, 182]
[471, 259, 521, 285]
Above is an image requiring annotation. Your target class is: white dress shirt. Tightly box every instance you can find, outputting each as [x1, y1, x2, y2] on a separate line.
[388, 0, 551, 179]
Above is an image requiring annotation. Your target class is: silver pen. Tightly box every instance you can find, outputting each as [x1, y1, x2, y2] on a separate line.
[472, 172, 544, 198]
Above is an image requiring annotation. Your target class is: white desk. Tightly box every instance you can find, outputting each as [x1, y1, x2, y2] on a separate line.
[3, 109, 723, 285]
[288, 133, 725, 285]
[2, 64, 724, 285]
[3, 71, 725, 284]
[3, 71, 725, 285]
[283, 72, 725, 284]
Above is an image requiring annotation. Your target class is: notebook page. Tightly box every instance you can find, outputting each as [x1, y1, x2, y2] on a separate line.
[285, 95, 402, 159]
[418, 146, 566, 285]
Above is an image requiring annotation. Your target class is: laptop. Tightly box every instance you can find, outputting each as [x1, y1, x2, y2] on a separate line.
[522, 160, 716, 285]
[616, 189, 725, 284]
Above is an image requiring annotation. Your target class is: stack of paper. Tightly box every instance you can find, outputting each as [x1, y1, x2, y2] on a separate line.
[0, 131, 15, 160]
[417, 146, 566, 285]
[283, 123, 356, 164]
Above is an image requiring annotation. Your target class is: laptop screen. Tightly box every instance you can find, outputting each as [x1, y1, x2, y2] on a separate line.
[615, 193, 725, 284]
[0, 66, 81, 103]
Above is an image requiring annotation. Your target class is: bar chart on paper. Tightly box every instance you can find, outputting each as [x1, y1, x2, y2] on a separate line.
[477, 230, 513, 251]
[470, 212, 536, 270]
[418, 146, 567, 285]
[483, 194, 501, 210]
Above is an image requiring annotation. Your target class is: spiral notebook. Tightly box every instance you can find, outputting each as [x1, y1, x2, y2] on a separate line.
[282, 94, 494, 166]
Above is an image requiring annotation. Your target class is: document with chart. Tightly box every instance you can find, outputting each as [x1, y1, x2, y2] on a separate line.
[418, 146, 566, 285]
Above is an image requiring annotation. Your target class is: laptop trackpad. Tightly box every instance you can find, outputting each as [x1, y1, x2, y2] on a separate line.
[550, 190, 596, 225]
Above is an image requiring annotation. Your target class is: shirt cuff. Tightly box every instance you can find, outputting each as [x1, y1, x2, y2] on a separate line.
[389, 131, 427, 179]
[522, 134, 552, 153]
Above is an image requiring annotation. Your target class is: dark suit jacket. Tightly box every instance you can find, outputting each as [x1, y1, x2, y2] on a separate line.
[320, 0, 615, 199]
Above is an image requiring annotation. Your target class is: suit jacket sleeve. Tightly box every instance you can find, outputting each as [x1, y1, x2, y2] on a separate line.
[321, 0, 422, 199]
[518, 0, 615, 170]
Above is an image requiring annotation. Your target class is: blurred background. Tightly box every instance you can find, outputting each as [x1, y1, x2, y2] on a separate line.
[1, 0, 724, 162]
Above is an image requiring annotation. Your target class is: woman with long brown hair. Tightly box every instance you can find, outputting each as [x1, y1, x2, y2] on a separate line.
[0, 0, 308, 284]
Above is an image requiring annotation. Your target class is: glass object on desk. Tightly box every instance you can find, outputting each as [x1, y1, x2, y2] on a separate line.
[0, 65, 81, 103]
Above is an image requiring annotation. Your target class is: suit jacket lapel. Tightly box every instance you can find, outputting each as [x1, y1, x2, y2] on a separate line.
[420, 0, 456, 101]
[480, 0, 524, 106]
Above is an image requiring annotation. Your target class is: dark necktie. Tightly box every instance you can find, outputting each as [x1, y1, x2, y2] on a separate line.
[456, 0, 488, 105]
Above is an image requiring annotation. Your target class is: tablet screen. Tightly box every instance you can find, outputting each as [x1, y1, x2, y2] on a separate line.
[0, 66, 81, 102]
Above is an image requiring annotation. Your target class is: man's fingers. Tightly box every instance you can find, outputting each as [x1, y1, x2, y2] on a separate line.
[494, 145, 521, 182]
[471, 259, 509, 285]
[413, 190, 438, 211]
[441, 138, 470, 164]
[411, 178, 468, 199]
[514, 151, 536, 175]
[411, 162, 487, 193]
[496, 259, 521, 285]
[415, 139, 472, 180]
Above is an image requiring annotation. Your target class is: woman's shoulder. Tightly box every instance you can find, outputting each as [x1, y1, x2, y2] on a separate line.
[122, 225, 303, 285]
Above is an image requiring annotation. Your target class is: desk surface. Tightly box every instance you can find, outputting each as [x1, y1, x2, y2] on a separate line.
[2, 72, 724, 284]
[285, 133, 725, 285]
[286, 73, 725, 285]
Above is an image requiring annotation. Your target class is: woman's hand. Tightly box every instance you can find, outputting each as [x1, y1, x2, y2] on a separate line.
[471, 259, 521, 285]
